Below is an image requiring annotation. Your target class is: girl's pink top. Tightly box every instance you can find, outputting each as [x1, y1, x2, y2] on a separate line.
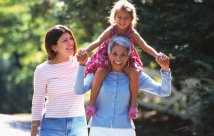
[85, 26, 143, 75]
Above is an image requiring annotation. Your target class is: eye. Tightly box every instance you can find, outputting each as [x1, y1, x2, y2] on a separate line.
[121, 53, 128, 58]
[112, 52, 118, 57]
[63, 39, 68, 43]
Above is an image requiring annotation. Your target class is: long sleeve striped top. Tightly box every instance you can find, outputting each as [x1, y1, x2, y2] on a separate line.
[32, 57, 85, 121]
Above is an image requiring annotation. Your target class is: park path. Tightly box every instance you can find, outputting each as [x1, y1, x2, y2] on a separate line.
[0, 114, 32, 136]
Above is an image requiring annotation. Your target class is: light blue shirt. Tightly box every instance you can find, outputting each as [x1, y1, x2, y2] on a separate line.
[74, 65, 172, 129]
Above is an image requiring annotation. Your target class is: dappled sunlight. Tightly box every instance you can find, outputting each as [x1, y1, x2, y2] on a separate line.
[0, 114, 32, 136]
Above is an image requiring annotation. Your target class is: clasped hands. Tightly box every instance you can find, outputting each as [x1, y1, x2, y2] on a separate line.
[76, 49, 88, 65]
[156, 52, 170, 72]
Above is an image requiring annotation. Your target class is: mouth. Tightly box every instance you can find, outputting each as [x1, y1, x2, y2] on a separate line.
[115, 61, 122, 65]
[67, 47, 73, 50]
[119, 23, 126, 26]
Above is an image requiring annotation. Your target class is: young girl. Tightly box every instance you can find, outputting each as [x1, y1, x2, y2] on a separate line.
[85, 0, 160, 119]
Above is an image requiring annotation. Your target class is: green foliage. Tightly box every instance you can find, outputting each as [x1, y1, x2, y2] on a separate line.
[0, 0, 45, 113]
[187, 79, 214, 136]
[134, 0, 214, 134]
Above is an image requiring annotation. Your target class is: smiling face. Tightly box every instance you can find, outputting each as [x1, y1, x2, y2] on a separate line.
[114, 10, 132, 31]
[108, 45, 129, 72]
[52, 32, 75, 58]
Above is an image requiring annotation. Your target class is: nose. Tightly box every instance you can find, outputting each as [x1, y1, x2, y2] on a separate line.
[115, 55, 123, 60]
[121, 18, 127, 22]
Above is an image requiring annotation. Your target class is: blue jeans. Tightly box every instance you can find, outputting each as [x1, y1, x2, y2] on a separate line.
[40, 116, 88, 136]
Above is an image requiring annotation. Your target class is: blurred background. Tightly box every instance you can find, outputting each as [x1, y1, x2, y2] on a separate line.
[0, 0, 214, 136]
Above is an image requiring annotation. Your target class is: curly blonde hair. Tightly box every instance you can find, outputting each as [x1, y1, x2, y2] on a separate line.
[108, 0, 138, 27]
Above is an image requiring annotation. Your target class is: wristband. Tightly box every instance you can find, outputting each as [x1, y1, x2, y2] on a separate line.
[161, 68, 171, 74]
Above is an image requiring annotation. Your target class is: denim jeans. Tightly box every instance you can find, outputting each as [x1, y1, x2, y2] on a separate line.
[40, 116, 88, 136]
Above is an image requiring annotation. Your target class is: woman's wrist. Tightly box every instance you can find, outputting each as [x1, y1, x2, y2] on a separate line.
[79, 63, 86, 66]
[31, 120, 40, 128]
[161, 68, 171, 73]
[31, 124, 39, 127]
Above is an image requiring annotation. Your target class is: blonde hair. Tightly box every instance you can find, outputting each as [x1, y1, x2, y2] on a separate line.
[108, 0, 138, 27]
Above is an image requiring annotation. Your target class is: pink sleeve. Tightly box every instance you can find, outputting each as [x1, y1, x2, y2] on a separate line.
[31, 66, 46, 121]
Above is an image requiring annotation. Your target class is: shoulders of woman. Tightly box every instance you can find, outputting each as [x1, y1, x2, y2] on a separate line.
[36, 61, 48, 69]
[34, 61, 49, 74]
[72, 56, 79, 66]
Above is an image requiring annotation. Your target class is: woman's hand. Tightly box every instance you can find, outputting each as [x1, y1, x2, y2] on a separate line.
[31, 121, 40, 136]
[76, 49, 88, 65]
[156, 52, 170, 72]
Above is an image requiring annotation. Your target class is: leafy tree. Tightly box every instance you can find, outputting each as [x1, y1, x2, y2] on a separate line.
[134, 0, 214, 135]
[0, 0, 46, 113]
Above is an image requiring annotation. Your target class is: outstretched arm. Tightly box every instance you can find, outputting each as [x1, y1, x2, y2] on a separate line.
[131, 28, 159, 58]
[85, 25, 113, 53]
[139, 54, 171, 97]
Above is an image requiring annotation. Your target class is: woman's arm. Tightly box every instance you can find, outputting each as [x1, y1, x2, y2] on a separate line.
[131, 28, 159, 58]
[139, 53, 171, 97]
[139, 70, 171, 97]
[31, 120, 40, 136]
[74, 65, 94, 94]
[31, 67, 46, 136]
[75, 50, 93, 94]
[85, 25, 113, 53]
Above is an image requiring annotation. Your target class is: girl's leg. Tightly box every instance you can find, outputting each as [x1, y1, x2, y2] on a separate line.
[87, 67, 109, 116]
[123, 66, 139, 119]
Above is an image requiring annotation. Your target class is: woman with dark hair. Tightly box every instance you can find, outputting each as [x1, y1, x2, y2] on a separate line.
[75, 36, 171, 136]
[31, 25, 88, 136]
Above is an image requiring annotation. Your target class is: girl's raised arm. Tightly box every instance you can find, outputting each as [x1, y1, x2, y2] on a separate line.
[86, 25, 113, 53]
[131, 28, 159, 58]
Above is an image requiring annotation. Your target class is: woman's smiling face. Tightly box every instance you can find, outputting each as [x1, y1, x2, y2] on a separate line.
[108, 45, 129, 72]
[53, 32, 75, 58]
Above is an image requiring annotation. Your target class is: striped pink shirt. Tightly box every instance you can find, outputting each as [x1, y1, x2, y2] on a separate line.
[32, 57, 85, 121]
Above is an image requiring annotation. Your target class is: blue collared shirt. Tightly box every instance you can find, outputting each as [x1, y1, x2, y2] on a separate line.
[74, 65, 172, 129]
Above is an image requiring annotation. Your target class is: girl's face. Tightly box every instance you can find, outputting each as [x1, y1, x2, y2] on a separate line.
[108, 45, 129, 72]
[53, 32, 75, 58]
[114, 10, 132, 31]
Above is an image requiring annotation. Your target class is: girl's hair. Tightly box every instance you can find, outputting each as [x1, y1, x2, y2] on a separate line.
[108, 0, 138, 27]
[44, 24, 77, 60]
[108, 36, 132, 55]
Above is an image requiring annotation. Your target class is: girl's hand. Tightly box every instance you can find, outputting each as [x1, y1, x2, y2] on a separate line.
[156, 52, 170, 72]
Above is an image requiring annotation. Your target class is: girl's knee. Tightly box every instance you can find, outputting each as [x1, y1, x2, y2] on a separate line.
[96, 67, 109, 75]
[130, 68, 139, 77]
[96, 67, 107, 73]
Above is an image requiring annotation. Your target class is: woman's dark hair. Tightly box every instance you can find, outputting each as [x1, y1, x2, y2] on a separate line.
[45, 24, 77, 60]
